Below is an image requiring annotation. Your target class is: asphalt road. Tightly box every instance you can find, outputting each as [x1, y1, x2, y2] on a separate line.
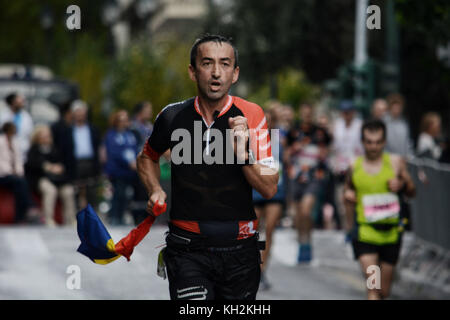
[0, 225, 405, 300]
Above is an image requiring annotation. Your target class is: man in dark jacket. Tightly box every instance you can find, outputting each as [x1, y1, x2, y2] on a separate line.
[52, 100, 101, 210]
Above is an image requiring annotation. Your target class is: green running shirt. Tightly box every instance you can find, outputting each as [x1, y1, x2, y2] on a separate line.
[352, 153, 401, 245]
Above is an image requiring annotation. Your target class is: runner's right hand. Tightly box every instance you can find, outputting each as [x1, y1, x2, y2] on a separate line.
[147, 189, 167, 216]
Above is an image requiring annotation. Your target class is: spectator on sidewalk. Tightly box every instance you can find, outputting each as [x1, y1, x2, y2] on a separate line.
[331, 100, 363, 177]
[370, 98, 388, 120]
[384, 93, 413, 158]
[51, 103, 75, 182]
[104, 110, 139, 226]
[25, 125, 77, 227]
[0, 122, 34, 223]
[0, 93, 34, 161]
[330, 100, 363, 230]
[130, 101, 154, 149]
[417, 112, 443, 160]
[71, 100, 101, 210]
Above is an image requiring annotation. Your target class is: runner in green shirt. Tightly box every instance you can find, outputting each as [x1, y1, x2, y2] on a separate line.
[344, 119, 415, 300]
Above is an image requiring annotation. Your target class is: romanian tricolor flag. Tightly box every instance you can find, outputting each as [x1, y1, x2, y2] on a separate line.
[76, 202, 166, 264]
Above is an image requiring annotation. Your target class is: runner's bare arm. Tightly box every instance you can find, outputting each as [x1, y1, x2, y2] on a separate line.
[136, 150, 167, 215]
[343, 165, 356, 232]
[229, 115, 278, 199]
[389, 155, 416, 197]
[242, 164, 279, 199]
[398, 158, 416, 197]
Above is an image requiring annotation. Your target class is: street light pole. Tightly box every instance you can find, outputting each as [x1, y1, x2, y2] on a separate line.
[354, 0, 368, 67]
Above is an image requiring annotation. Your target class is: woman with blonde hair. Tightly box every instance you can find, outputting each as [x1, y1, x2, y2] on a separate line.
[25, 125, 76, 226]
[417, 112, 442, 160]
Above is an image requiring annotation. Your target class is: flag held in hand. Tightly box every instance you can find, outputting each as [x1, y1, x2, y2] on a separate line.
[76, 202, 166, 264]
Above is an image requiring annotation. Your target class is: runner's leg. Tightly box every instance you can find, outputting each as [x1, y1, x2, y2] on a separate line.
[164, 247, 215, 300]
[297, 194, 315, 243]
[262, 202, 282, 272]
[358, 253, 381, 300]
[380, 262, 395, 299]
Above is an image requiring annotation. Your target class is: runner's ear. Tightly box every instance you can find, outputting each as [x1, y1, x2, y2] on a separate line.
[232, 66, 240, 84]
[188, 64, 196, 82]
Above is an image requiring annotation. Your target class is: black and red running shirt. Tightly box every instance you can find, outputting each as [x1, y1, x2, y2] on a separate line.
[143, 95, 274, 237]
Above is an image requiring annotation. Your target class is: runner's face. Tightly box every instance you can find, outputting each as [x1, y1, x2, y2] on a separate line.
[362, 129, 385, 160]
[189, 42, 239, 102]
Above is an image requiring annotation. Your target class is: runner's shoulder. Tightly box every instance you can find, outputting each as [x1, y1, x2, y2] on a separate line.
[348, 155, 361, 171]
[233, 96, 262, 111]
[156, 97, 195, 122]
[232, 96, 265, 128]
[388, 153, 405, 172]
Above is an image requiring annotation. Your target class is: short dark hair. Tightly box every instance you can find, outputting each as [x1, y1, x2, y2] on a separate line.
[190, 34, 238, 69]
[386, 93, 405, 107]
[133, 101, 151, 115]
[5, 93, 17, 106]
[361, 119, 386, 141]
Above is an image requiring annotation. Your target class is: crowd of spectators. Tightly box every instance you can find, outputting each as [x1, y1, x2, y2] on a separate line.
[0, 91, 448, 228]
[0, 92, 153, 226]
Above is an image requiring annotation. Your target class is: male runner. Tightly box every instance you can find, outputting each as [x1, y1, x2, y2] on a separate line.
[136, 35, 279, 300]
[287, 104, 331, 263]
[344, 119, 415, 300]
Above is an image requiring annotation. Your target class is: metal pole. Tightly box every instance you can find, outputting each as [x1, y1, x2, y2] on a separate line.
[354, 0, 368, 67]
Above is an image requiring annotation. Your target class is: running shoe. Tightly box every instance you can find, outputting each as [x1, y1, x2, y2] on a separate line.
[297, 243, 312, 263]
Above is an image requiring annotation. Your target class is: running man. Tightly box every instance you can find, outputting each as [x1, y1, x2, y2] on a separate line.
[344, 119, 415, 300]
[286, 104, 331, 263]
[136, 34, 279, 300]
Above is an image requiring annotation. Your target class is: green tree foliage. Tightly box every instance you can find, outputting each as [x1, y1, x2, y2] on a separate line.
[394, 0, 450, 138]
[203, 0, 354, 105]
[108, 39, 197, 118]
[59, 34, 108, 129]
[204, 0, 355, 85]
[247, 68, 319, 108]
[0, 0, 109, 69]
[395, 0, 450, 45]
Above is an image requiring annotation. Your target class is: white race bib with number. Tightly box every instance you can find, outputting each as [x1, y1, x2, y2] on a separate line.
[362, 193, 400, 222]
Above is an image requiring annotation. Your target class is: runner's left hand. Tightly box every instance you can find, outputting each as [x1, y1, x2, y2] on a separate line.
[228, 116, 249, 162]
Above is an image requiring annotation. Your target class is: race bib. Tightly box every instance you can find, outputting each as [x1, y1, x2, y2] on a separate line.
[362, 193, 400, 222]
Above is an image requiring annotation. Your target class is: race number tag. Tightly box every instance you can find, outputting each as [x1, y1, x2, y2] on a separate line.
[362, 193, 400, 222]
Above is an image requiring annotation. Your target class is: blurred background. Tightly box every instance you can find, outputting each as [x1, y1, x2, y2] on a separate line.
[0, 0, 449, 300]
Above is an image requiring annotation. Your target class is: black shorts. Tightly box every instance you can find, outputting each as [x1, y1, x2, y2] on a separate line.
[163, 230, 261, 300]
[290, 179, 325, 201]
[253, 199, 284, 208]
[351, 238, 402, 265]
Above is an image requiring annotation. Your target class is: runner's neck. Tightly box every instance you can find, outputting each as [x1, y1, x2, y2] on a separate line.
[362, 154, 386, 174]
[195, 95, 232, 126]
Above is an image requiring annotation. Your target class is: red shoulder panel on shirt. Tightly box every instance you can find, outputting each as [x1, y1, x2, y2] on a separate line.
[233, 97, 272, 160]
[143, 142, 162, 162]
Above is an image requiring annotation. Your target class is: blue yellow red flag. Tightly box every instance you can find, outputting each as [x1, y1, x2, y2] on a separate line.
[76, 202, 166, 264]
